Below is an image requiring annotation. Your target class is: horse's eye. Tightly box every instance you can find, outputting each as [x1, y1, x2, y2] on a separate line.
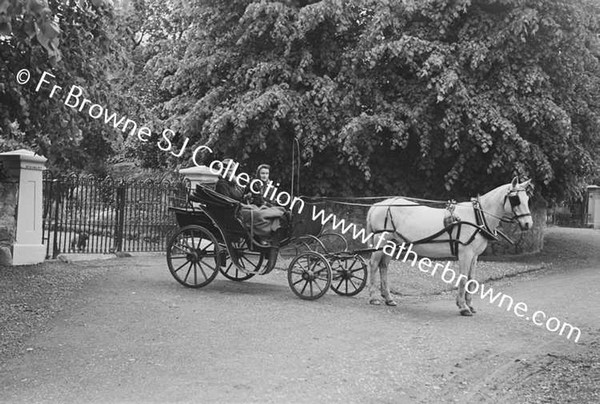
[509, 195, 521, 207]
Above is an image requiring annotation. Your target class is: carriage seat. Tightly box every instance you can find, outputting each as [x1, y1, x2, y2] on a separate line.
[188, 184, 248, 237]
[190, 184, 240, 208]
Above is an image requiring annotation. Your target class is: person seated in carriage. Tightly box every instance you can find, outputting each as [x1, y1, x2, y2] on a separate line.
[213, 159, 288, 248]
[244, 163, 273, 207]
[214, 161, 245, 201]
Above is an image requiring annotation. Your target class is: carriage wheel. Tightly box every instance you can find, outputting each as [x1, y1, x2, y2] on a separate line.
[287, 251, 332, 300]
[166, 225, 221, 288]
[330, 254, 368, 296]
[219, 239, 262, 281]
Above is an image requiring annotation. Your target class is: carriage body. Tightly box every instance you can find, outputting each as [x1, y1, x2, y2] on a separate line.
[165, 184, 367, 300]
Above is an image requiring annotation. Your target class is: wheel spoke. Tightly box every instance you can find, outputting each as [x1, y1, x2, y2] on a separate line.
[199, 242, 213, 254]
[183, 262, 193, 283]
[313, 266, 328, 275]
[188, 234, 197, 250]
[241, 255, 258, 267]
[335, 278, 344, 290]
[173, 260, 189, 273]
[349, 267, 365, 274]
[172, 243, 190, 254]
[184, 234, 196, 250]
[201, 261, 217, 272]
[197, 262, 208, 280]
[292, 278, 305, 286]
[300, 279, 309, 294]
[348, 277, 358, 290]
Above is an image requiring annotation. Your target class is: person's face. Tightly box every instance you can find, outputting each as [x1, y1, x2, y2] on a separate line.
[259, 168, 269, 182]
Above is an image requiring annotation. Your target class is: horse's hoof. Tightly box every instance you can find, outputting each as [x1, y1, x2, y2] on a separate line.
[385, 300, 397, 306]
[460, 309, 473, 317]
[468, 306, 477, 314]
[369, 299, 382, 305]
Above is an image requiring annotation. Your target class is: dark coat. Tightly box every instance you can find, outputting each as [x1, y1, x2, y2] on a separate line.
[215, 178, 244, 201]
[245, 180, 269, 206]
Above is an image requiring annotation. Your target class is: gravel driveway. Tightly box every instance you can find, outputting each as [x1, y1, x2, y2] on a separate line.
[0, 227, 598, 403]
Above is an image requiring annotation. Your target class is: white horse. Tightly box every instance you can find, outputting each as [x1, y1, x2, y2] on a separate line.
[366, 177, 533, 316]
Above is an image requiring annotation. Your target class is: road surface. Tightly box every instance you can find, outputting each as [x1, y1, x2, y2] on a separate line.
[1, 227, 598, 403]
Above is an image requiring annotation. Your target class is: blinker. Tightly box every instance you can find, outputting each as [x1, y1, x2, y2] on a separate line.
[508, 195, 520, 207]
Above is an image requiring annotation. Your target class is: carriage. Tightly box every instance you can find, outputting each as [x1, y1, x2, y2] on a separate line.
[166, 183, 368, 300]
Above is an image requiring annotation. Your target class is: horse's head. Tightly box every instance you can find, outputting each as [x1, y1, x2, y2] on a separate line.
[504, 177, 534, 230]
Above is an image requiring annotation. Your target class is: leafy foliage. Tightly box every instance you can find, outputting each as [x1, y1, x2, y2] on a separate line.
[136, 0, 600, 202]
[0, 0, 127, 174]
[3, 0, 600, 201]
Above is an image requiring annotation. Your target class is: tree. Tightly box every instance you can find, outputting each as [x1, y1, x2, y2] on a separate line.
[0, 0, 128, 173]
[129, 0, 600, 201]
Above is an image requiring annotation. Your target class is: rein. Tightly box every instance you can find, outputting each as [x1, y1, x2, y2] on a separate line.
[304, 195, 453, 208]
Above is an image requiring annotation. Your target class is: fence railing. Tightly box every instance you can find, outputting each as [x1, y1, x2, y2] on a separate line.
[42, 172, 187, 258]
[546, 202, 586, 228]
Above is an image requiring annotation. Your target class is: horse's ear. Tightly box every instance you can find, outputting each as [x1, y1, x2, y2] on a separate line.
[511, 176, 519, 188]
[521, 179, 534, 195]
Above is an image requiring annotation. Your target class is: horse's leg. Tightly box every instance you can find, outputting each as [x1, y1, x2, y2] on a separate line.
[465, 255, 479, 314]
[368, 251, 384, 305]
[456, 249, 474, 316]
[379, 254, 396, 306]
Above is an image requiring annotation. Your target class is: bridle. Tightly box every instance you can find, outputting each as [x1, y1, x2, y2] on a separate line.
[502, 188, 533, 222]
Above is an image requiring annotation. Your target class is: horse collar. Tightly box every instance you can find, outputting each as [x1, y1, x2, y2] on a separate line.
[472, 197, 498, 241]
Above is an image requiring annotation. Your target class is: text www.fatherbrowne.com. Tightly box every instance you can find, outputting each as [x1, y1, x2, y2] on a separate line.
[311, 206, 582, 343]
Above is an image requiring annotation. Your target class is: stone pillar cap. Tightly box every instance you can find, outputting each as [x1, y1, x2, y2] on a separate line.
[0, 149, 47, 164]
[179, 165, 215, 175]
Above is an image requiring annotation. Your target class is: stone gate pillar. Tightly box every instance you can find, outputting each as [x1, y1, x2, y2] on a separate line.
[587, 186, 600, 229]
[0, 149, 47, 266]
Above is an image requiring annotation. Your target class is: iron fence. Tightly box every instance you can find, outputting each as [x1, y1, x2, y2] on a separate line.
[42, 172, 187, 258]
[546, 201, 586, 228]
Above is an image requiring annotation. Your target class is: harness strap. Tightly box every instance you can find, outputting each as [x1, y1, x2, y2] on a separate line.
[452, 223, 462, 256]
[384, 207, 398, 235]
[371, 199, 507, 258]
[472, 197, 499, 241]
